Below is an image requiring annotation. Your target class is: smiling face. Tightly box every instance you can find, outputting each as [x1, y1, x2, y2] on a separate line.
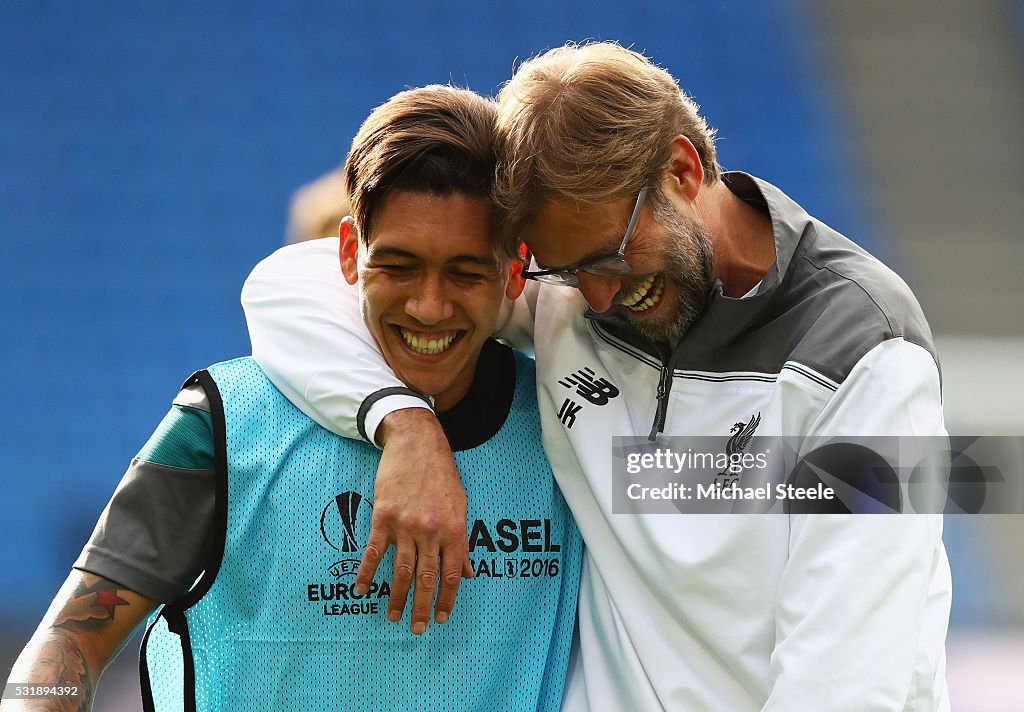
[528, 189, 713, 343]
[340, 190, 524, 412]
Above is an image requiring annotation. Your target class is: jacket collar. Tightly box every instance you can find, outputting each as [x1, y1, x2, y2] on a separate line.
[587, 171, 817, 362]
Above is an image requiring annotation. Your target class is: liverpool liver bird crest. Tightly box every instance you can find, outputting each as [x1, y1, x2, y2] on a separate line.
[726, 413, 761, 458]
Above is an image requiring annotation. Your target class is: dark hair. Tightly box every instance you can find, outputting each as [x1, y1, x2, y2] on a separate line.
[344, 85, 517, 259]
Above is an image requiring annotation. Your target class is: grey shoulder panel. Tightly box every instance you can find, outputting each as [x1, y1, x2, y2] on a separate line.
[681, 222, 938, 384]
[73, 458, 215, 602]
[671, 179, 938, 385]
[782, 219, 938, 383]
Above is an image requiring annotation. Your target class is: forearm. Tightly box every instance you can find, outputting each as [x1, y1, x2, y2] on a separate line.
[355, 407, 470, 632]
[376, 407, 445, 447]
[3, 572, 155, 712]
[4, 630, 98, 711]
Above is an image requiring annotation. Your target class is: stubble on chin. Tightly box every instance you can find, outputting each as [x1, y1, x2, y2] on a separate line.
[629, 213, 714, 344]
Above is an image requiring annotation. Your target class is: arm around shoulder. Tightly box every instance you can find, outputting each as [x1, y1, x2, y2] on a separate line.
[242, 238, 412, 441]
[242, 240, 539, 443]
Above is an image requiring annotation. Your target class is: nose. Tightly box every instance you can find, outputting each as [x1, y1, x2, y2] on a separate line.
[405, 277, 454, 325]
[576, 273, 622, 313]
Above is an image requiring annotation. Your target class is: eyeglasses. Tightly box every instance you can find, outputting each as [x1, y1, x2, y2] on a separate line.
[522, 187, 648, 287]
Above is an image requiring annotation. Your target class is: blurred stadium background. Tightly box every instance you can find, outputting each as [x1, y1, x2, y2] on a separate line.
[2, 1, 1022, 709]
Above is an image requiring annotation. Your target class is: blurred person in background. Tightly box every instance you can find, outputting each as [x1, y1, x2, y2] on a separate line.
[243, 41, 952, 710]
[284, 165, 349, 244]
[2, 85, 581, 712]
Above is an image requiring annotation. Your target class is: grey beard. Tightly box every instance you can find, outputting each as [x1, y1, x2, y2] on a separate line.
[628, 213, 714, 344]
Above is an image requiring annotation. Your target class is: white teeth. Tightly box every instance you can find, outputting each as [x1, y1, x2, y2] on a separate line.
[619, 275, 656, 307]
[400, 329, 456, 355]
[620, 275, 664, 312]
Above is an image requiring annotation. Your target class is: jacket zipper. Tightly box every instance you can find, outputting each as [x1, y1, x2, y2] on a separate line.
[649, 361, 673, 441]
[590, 319, 675, 441]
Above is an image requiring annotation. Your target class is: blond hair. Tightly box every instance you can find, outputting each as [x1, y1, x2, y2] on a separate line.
[494, 42, 720, 236]
[344, 85, 517, 259]
[285, 167, 348, 244]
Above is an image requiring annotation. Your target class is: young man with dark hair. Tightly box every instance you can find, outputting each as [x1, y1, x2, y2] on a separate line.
[4, 85, 581, 712]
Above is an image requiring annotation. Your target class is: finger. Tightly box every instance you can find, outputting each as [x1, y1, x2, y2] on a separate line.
[355, 524, 391, 596]
[409, 543, 440, 634]
[387, 535, 417, 623]
[462, 550, 474, 579]
[434, 546, 466, 624]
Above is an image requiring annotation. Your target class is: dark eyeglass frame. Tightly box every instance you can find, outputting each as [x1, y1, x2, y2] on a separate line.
[522, 187, 648, 287]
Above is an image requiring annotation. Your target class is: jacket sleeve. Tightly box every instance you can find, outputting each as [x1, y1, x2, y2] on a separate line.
[241, 238, 432, 444]
[763, 338, 951, 711]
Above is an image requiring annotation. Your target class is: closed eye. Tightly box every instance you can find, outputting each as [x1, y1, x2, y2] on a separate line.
[373, 263, 415, 274]
[449, 269, 488, 281]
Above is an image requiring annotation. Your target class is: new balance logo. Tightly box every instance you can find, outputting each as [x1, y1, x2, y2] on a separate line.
[558, 367, 620, 406]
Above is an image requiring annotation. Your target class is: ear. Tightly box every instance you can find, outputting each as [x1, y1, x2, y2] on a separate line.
[505, 257, 526, 300]
[666, 135, 704, 202]
[338, 216, 360, 285]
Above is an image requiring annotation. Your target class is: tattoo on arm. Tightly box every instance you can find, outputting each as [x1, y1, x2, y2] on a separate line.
[5, 575, 141, 712]
[20, 631, 96, 711]
[52, 574, 132, 633]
